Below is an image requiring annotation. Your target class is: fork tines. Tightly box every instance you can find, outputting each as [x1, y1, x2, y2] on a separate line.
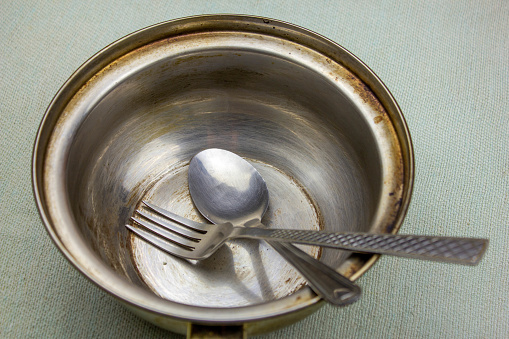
[125, 201, 207, 257]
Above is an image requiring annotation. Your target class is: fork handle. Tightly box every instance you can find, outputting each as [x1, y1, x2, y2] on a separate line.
[235, 227, 488, 265]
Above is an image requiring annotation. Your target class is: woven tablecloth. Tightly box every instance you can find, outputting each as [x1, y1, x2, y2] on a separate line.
[1, 1, 507, 338]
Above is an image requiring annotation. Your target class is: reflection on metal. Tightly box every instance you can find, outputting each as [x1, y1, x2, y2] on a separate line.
[33, 15, 413, 336]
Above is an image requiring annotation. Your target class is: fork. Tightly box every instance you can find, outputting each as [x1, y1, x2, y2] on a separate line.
[126, 202, 488, 265]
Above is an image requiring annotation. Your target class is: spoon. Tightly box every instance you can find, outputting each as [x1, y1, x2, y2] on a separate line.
[188, 148, 361, 306]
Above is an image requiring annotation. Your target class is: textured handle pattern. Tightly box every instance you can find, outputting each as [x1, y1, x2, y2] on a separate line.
[268, 230, 488, 265]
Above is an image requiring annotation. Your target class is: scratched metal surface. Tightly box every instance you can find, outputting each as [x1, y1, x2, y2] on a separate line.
[33, 16, 410, 335]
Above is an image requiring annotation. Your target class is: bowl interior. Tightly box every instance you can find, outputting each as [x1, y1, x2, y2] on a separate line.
[39, 23, 407, 312]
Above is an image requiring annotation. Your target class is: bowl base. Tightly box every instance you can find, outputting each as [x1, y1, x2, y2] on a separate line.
[130, 158, 321, 307]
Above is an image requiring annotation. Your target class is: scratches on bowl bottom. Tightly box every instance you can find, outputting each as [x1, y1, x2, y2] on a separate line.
[130, 160, 321, 307]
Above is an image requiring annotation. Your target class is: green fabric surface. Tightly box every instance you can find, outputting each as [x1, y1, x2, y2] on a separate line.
[1, 1, 507, 338]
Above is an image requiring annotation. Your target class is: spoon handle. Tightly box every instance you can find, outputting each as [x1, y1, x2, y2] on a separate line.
[266, 241, 361, 306]
[236, 228, 488, 265]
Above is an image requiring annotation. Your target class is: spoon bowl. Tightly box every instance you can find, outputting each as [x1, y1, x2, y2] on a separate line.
[188, 148, 269, 225]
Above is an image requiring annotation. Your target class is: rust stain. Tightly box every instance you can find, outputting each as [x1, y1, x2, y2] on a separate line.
[173, 54, 224, 66]
[340, 254, 374, 279]
[43, 23, 411, 305]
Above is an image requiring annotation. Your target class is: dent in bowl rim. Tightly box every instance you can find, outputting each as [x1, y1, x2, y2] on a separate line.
[32, 14, 414, 323]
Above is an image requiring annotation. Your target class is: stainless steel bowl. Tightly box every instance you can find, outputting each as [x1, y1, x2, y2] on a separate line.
[33, 15, 414, 337]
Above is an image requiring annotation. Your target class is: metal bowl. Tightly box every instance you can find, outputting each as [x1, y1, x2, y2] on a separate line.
[33, 15, 413, 337]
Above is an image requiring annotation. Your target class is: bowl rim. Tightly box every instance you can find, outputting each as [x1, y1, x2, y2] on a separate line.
[32, 14, 414, 324]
